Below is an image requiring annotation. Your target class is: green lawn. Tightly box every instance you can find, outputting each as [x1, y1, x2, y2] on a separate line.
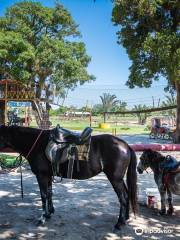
[50, 118, 149, 135]
[30, 115, 150, 135]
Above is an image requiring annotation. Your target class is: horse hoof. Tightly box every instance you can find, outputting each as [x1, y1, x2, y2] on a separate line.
[37, 216, 46, 226]
[167, 208, 174, 215]
[114, 221, 126, 230]
[50, 207, 55, 214]
[114, 224, 121, 231]
[37, 219, 45, 226]
[158, 209, 166, 216]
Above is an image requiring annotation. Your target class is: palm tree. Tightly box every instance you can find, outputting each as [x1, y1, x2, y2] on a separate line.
[161, 93, 177, 124]
[162, 94, 176, 106]
[100, 93, 119, 112]
[132, 104, 150, 125]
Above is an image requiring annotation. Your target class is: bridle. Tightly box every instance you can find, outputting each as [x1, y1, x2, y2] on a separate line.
[140, 155, 152, 174]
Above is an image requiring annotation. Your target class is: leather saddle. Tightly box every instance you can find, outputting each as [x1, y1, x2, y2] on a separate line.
[51, 124, 93, 145]
[45, 125, 93, 176]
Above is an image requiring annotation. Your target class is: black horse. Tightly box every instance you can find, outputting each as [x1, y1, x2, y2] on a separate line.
[0, 125, 137, 229]
[137, 149, 180, 215]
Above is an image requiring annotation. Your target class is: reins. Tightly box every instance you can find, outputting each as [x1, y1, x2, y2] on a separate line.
[25, 130, 44, 159]
[18, 129, 44, 199]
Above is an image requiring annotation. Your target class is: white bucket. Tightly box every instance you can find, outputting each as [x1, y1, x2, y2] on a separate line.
[145, 188, 160, 208]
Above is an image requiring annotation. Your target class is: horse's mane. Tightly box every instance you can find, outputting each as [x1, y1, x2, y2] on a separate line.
[148, 149, 165, 163]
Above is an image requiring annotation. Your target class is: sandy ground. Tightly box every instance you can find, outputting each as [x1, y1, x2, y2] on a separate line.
[0, 135, 179, 240]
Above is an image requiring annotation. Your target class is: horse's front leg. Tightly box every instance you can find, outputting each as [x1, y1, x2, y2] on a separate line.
[167, 187, 174, 215]
[36, 174, 52, 224]
[47, 178, 55, 215]
[155, 174, 166, 215]
[105, 171, 128, 230]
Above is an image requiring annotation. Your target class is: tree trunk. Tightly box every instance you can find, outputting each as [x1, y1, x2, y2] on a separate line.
[174, 81, 180, 143]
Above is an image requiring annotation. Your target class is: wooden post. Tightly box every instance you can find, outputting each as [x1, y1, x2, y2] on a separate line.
[103, 112, 106, 123]
[89, 114, 92, 127]
[25, 106, 28, 126]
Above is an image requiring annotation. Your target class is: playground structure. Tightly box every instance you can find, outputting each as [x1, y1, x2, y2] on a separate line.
[0, 79, 51, 129]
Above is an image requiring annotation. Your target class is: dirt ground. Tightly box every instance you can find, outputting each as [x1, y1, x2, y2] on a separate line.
[0, 171, 179, 240]
[0, 135, 179, 240]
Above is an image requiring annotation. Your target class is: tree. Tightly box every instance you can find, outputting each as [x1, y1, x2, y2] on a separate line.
[112, 0, 180, 142]
[111, 100, 127, 112]
[0, 1, 94, 110]
[132, 104, 150, 125]
[100, 93, 119, 112]
[92, 104, 104, 115]
[161, 93, 177, 123]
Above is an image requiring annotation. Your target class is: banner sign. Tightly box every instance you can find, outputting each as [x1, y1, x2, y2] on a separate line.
[7, 101, 31, 107]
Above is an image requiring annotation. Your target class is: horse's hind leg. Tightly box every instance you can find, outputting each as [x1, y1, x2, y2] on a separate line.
[167, 187, 174, 215]
[105, 172, 129, 230]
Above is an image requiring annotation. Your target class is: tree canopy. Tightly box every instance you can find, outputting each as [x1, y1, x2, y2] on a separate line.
[112, 0, 180, 141]
[112, 0, 180, 88]
[0, 1, 94, 107]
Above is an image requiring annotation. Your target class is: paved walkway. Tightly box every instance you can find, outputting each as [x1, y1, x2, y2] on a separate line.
[119, 134, 172, 145]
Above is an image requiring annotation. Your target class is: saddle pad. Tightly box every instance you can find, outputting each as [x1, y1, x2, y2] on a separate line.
[76, 144, 90, 161]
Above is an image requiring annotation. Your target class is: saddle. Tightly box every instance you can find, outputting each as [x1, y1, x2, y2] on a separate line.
[162, 159, 180, 188]
[160, 155, 180, 172]
[169, 165, 180, 174]
[45, 125, 93, 177]
[51, 124, 92, 145]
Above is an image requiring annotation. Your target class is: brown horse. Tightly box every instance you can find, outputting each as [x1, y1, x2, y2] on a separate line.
[0, 125, 137, 229]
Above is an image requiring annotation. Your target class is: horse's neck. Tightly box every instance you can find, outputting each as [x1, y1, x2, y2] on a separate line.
[150, 162, 160, 175]
[12, 129, 43, 155]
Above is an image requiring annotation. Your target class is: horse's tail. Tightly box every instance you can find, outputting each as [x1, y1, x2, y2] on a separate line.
[127, 147, 138, 215]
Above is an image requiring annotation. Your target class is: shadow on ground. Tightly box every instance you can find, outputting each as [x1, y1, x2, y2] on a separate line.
[0, 171, 179, 240]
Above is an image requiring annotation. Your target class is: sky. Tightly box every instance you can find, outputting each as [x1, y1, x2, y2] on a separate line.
[0, 0, 168, 108]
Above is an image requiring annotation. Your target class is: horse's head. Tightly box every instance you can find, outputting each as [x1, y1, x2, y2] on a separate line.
[137, 149, 155, 174]
[0, 125, 13, 150]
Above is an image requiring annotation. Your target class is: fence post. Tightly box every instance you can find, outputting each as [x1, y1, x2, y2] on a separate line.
[103, 112, 106, 123]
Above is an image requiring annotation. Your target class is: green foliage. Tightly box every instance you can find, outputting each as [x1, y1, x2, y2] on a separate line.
[112, 0, 180, 87]
[112, 0, 180, 141]
[49, 106, 68, 116]
[92, 94, 127, 115]
[162, 93, 177, 106]
[100, 93, 119, 112]
[0, 1, 95, 105]
[132, 104, 151, 124]
[0, 31, 35, 82]
[110, 100, 127, 112]
[92, 104, 104, 115]
[161, 93, 176, 119]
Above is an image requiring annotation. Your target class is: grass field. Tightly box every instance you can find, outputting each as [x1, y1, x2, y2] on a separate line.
[50, 116, 150, 135]
[30, 115, 150, 135]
